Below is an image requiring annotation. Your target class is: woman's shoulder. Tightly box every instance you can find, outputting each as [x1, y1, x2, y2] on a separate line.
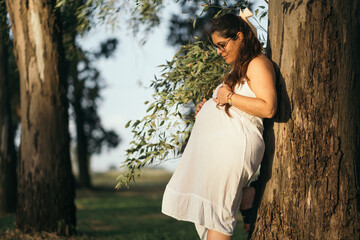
[248, 53, 272, 69]
[247, 53, 274, 75]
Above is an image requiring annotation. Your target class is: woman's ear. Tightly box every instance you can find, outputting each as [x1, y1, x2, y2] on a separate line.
[236, 32, 243, 41]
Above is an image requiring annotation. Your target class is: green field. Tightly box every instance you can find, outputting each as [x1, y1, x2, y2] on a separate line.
[0, 169, 248, 240]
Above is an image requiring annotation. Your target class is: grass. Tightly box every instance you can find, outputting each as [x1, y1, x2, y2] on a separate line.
[0, 169, 248, 240]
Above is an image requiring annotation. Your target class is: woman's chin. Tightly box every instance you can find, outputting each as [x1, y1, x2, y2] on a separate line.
[224, 58, 233, 64]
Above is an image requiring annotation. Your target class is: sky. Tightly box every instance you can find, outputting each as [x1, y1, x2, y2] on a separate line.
[77, 1, 268, 173]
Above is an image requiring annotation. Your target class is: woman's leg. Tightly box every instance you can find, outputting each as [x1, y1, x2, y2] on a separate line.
[240, 186, 256, 232]
[207, 229, 232, 240]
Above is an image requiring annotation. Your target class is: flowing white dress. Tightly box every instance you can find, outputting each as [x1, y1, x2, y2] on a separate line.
[161, 81, 265, 239]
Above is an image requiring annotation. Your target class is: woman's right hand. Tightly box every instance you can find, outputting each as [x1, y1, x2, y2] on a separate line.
[195, 98, 207, 118]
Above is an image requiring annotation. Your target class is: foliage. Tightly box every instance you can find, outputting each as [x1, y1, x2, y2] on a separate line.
[117, 40, 229, 188]
[56, 0, 121, 33]
[253, 4, 268, 46]
[57, 0, 164, 41]
[130, 0, 164, 35]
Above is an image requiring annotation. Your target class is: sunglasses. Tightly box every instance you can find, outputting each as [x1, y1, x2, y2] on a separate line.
[212, 38, 232, 52]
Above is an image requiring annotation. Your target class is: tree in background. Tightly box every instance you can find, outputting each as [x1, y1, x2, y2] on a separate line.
[6, 0, 76, 234]
[0, 0, 17, 215]
[62, 0, 120, 189]
[68, 39, 120, 188]
[2, 0, 147, 234]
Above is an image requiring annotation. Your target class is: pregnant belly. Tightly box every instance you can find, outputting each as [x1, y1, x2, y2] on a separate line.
[193, 99, 262, 145]
[195, 99, 219, 122]
[192, 99, 228, 138]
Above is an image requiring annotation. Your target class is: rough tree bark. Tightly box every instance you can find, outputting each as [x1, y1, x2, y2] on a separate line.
[6, 0, 76, 234]
[252, 0, 360, 239]
[0, 2, 17, 214]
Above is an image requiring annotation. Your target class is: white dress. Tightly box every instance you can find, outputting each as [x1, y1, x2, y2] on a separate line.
[161, 81, 265, 239]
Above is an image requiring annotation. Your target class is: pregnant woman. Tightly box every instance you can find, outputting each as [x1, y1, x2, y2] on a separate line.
[162, 13, 277, 240]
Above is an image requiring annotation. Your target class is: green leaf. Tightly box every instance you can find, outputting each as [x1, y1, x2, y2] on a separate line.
[146, 104, 154, 112]
[132, 120, 141, 128]
[260, 11, 268, 20]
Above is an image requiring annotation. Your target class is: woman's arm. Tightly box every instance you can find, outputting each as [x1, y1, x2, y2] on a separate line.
[214, 54, 277, 118]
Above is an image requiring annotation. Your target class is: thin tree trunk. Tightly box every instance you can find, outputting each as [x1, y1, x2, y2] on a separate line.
[6, 0, 76, 234]
[71, 43, 91, 188]
[63, 0, 91, 189]
[252, 0, 360, 239]
[74, 93, 92, 188]
[0, 2, 17, 214]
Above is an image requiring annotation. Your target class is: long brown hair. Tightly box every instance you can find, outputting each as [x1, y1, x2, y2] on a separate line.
[211, 13, 262, 116]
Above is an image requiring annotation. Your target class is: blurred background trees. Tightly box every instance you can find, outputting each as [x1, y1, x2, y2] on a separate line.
[62, 0, 120, 189]
[2, 0, 122, 234]
[67, 38, 120, 188]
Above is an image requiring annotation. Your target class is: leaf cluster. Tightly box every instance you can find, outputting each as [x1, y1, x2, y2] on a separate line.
[116, 40, 229, 189]
[130, 0, 163, 33]
[56, 0, 121, 33]
[253, 5, 268, 46]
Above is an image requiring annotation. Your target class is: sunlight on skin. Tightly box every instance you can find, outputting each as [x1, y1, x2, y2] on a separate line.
[207, 229, 232, 240]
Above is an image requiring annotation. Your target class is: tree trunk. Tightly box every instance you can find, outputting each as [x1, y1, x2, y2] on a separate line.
[6, 0, 76, 235]
[0, 2, 17, 214]
[74, 92, 92, 188]
[62, 0, 91, 189]
[252, 0, 360, 239]
[71, 44, 92, 188]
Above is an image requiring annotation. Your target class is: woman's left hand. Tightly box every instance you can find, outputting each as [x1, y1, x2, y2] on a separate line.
[213, 83, 232, 105]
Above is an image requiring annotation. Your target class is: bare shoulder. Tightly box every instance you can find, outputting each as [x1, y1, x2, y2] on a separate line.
[247, 53, 274, 75]
[246, 53, 276, 90]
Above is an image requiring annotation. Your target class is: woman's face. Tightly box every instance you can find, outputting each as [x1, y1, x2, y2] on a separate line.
[211, 31, 242, 65]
